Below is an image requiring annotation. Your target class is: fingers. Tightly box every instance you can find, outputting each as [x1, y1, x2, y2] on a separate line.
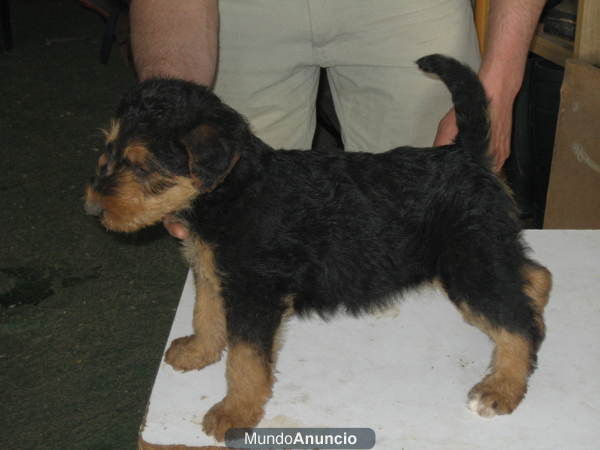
[433, 108, 459, 147]
[432, 104, 513, 175]
[163, 215, 190, 239]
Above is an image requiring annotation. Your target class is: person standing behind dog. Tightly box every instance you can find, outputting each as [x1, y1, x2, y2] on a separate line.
[128, 0, 546, 239]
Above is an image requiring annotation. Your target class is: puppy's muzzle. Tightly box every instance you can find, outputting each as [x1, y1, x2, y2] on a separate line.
[84, 198, 103, 216]
[84, 184, 103, 216]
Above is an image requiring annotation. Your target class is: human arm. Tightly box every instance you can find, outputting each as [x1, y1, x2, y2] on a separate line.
[130, 0, 219, 238]
[434, 0, 547, 172]
[129, 0, 218, 85]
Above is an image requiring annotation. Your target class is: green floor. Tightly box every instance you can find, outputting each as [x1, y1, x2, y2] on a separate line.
[0, 2, 188, 448]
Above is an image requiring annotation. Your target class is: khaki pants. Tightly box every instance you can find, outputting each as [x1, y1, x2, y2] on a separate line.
[214, 0, 480, 151]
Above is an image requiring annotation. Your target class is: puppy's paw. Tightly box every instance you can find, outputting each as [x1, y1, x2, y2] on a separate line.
[164, 335, 222, 372]
[468, 376, 526, 418]
[202, 399, 264, 442]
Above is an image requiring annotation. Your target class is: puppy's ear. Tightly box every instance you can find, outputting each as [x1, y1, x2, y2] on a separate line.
[181, 123, 240, 192]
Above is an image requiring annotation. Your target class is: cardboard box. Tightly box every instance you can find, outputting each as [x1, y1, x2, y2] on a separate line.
[544, 59, 600, 228]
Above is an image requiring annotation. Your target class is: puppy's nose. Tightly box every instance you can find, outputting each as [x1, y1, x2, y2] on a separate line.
[84, 183, 103, 216]
[84, 199, 103, 216]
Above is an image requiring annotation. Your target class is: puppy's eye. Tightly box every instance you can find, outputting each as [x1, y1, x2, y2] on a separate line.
[131, 164, 149, 177]
[147, 179, 175, 195]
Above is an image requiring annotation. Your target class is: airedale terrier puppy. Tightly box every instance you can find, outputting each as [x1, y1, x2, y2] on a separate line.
[85, 55, 551, 442]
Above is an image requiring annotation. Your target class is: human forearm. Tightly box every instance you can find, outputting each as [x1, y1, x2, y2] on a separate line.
[479, 0, 546, 171]
[434, 0, 547, 171]
[129, 0, 218, 85]
[478, 0, 546, 99]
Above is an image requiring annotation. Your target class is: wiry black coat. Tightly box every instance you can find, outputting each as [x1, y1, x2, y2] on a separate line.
[119, 56, 544, 356]
[86, 55, 550, 431]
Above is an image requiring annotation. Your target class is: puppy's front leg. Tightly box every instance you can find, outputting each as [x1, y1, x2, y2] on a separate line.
[165, 239, 227, 371]
[202, 294, 291, 442]
[202, 340, 275, 442]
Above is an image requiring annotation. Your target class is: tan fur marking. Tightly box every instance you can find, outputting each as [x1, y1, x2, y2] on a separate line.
[103, 119, 120, 143]
[124, 142, 151, 166]
[200, 295, 292, 441]
[99, 171, 198, 232]
[522, 263, 552, 338]
[459, 303, 533, 416]
[165, 238, 227, 371]
[96, 152, 117, 176]
[143, 171, 173, 192]
[98, 153, 108, 167]
[522, 263, 552, 312]
[202, 342, 274, 441]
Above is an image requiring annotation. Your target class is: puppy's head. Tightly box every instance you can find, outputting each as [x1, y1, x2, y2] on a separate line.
[84, 79, 248, 232]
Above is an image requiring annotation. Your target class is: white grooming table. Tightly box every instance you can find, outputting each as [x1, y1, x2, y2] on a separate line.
[139, 230, 600, 449]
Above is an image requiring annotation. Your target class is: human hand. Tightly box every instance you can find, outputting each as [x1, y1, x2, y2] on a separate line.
[433, 95, 514, 173]
[433, 108, 459, 149]
[163, 214, 190, 240]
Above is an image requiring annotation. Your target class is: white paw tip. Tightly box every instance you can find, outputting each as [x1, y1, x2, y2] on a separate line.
[468, 395, 497, 418]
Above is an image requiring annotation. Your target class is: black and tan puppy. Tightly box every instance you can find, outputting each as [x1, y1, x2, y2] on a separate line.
[85, 55, 551, 442]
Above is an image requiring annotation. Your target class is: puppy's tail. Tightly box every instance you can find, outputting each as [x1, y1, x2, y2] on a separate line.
[416, 54, 490, 165]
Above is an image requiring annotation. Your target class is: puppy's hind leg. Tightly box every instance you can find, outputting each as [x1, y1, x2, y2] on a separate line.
[458, 301, 543, 418]
[165, 239, 227, 371]
[521, 260, 552, 337]
[441, 248, 551, 417]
